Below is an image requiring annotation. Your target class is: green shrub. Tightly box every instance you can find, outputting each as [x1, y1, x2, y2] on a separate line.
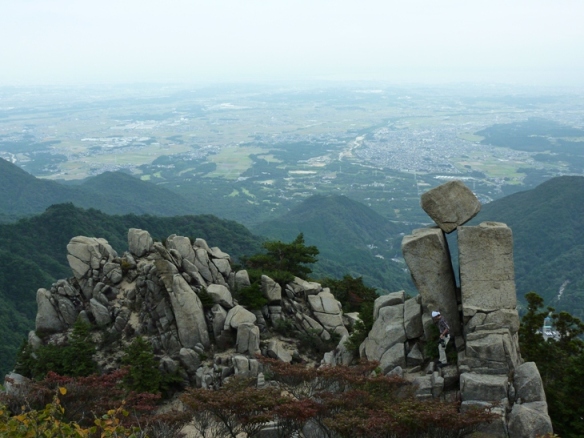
[344, 301, 374, 354]
[272, 317, 296, 335]
[121, 336, 163, 394]
[235, 282, 268, 310]
[15, 319, 97, 380]
[197, 287, 215, 309]
[298, 329, 341, 357]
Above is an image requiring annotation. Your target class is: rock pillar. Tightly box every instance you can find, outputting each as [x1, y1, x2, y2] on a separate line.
[402, 227, 460, 336]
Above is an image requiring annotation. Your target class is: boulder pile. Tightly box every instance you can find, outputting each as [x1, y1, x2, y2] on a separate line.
[30, 229, 352, 389]
[8, 180, 553, 437]
[359, 180, 553, 437]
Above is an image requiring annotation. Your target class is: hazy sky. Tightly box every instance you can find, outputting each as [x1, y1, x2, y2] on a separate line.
[2, 0, 584, 86]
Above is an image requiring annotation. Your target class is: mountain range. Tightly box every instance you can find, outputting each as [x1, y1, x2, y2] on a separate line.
[253, 194, 413, 292]
[0, 158, 197, 220]
[2, 161, 584, 375]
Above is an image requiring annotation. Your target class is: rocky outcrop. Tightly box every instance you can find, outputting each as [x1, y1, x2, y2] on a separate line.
[392, 180, 553, 436]
[401, 228, 460, 336]
[21, 228, 352, 389]
[16, 179, 553, 437]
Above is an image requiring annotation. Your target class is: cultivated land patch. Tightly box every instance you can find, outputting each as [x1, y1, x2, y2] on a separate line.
[205, 146, 264, 179]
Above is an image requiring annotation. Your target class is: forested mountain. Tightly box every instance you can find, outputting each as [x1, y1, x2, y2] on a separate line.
[0, 203, 263, 376]
[0, 159, 197, 219]
[468, 176, 584, 318]
[253, 194, 414, 293]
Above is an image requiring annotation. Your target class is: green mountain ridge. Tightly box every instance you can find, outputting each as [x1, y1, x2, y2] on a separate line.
[253, 194, 414, 292]
[0, 158, 197, 219]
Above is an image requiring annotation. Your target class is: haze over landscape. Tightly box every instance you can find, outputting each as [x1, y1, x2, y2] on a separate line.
[3, 2, 584, 436]
[2, 0, 584, 86]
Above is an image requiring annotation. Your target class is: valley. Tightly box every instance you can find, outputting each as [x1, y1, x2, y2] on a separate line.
[2, 83, 584, 228]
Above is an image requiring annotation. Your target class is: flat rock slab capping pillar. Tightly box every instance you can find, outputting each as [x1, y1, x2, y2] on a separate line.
[401, 227, 460, 336]
[420, 180, 481, 233]
[458, 222, 516, 317]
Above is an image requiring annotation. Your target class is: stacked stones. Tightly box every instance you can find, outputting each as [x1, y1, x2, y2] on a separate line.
[30, 228, 351, 389]
[400, 180, 552, 437]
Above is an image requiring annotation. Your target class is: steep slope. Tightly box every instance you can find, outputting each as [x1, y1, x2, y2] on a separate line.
[468, 176, 584, 316]
[0, 158, 90, 216]
[0, 203, 264, 376]
[253, 194, 413, 292]
[0, 159, 196, 218]
[78, 171, 197, 216]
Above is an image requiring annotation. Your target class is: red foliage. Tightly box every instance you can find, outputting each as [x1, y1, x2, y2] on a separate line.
[181, 359, 497, 438]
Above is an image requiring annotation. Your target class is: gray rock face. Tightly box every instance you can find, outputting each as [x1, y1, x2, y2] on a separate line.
[463, 329, 521, 374]
[261, 275, 282, 303]
[290, 277, 322, 296]
[420, 180, 481, 233]
[212, 258, 231, 277]
[178, 348, 201, 375]
[401, 228, 460, 336]
[224, 305, 257, 330]
[36, 288, 66, 333]
[54, 295, 78, 326]
[308, 290, 342, 314]
[413, 375, 433, 399]
[404, 295, 423, 339]
[458, 222, 516, 316]
[90, 298, 112, 326]
[406, 343, 424, 367]
[211, 304, 228, 338]
[67, 236, 117, 280]
[460, 373, 509, 402]
[362, 304, 405, 361]
[233, 355, 260, 378]
[466, 308, 520, 335]
[267, 339, 293, 363]
[373, 291, 404, 321]
[379, 343, 406, 373]
[166, 274, 210, 348]
[4, 373, 30, 397]
[206, 284, 234, 309]
[507, 402, 553, 438]
[166, 235, 196, 264]
[234, 270, 251, 289]
[236, 323, 260, 355]
[128, 228, 153, 258]
[513, 362, 546, 403]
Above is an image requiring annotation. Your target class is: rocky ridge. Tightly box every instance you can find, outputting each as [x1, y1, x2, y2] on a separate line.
[23, 228, 352, 390]
[359, 180, 553, 437]
[7, 180, 553, 437]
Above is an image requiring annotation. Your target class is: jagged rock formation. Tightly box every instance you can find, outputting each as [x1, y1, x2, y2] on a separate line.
[360, 180, 552, 437]
[9, 180, 554, 437]
[28, 228, 353, 389]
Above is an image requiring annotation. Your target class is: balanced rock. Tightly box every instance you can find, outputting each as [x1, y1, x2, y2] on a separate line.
[420, 180, 480, 233]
